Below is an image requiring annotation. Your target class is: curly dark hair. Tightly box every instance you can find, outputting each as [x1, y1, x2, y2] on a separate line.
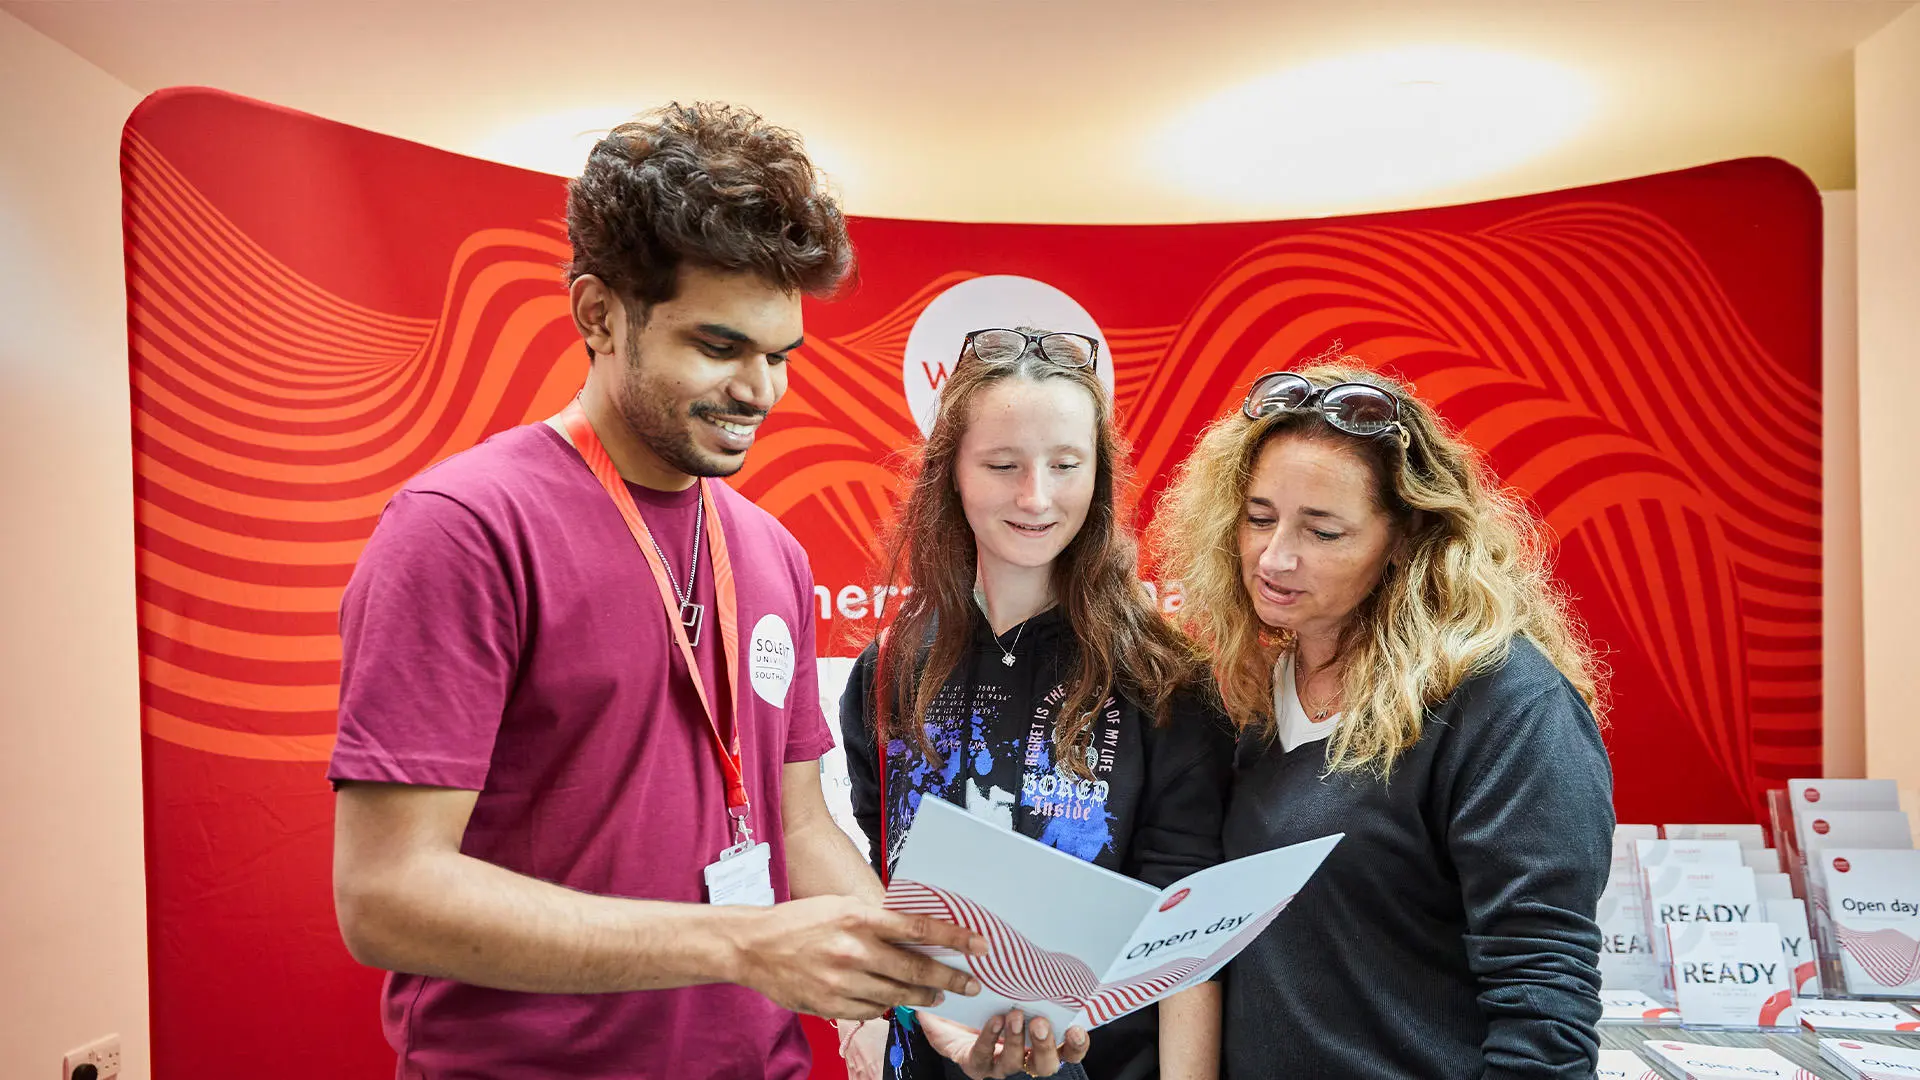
[565, 101, 855, 307]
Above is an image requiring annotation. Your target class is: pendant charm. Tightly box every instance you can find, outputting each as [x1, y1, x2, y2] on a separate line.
[1001, 652, 1016, 667]
[680, 601, 705, 647]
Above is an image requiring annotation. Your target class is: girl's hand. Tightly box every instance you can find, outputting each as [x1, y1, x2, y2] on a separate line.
[920, 1009, 1090, 1078]
[838, 1016, 890, 1080]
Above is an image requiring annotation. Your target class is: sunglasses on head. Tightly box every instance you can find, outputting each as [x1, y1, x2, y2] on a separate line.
[1241, 371, 1410, 448]
[962, 328, 1100, 371]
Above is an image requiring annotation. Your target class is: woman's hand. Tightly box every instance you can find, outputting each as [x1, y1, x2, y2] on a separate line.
[838, 1016, 890, 1080]
[919, 1010, 1091, 1078]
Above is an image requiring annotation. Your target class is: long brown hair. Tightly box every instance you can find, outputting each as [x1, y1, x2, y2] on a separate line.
[1151, 360, 1605, 776]
[872, 332, 1202, 778]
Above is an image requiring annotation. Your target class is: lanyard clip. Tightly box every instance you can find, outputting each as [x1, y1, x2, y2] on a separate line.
[729, 804, 754, 849]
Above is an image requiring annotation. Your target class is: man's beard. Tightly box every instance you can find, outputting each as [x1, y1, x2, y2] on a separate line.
[614, 335, 762, 479]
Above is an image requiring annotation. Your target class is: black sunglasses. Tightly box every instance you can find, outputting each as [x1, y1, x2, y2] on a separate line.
[1241, 371, 1410, 447]
[962, 328, 1100, 371]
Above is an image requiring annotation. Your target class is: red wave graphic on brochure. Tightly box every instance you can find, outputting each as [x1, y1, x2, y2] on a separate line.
[1758, 989, 1795, 1027]
[887, 879, 1290, 1027]
[1835, 924, 1920, 989]
[1794, 960, 1819, 994]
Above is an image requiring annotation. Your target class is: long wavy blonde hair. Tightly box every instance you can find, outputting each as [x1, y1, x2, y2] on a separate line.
[1150, 360, 1605, 775]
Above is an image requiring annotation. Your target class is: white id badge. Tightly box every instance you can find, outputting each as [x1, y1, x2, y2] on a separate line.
[704, 841, 775, 907]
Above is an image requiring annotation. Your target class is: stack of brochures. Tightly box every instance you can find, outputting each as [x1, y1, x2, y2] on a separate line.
[1818, 1036, 1920, 1079]
[1599, 989, 1680, 1024]
[1781, 780, 1917, 999]
[1640, 1039, 1817, 1079]
[1596, 1047, 1660, 1079]
[1600, 822, 1819, 1012]
[1797, 998, 1920, 1033]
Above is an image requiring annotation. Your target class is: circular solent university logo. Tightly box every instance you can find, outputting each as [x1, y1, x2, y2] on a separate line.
[900, 275, 1113, 437]
[1833, 856, 1851, 873]
[1813, 819, 1831, 835]
[748, 614, 795, 707]
[1159, 888, 1191, 912]
[1805, 787, 1822, 803]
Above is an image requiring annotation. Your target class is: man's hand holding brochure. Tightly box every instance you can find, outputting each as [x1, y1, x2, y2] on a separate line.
[880, 797, 1342, 1053]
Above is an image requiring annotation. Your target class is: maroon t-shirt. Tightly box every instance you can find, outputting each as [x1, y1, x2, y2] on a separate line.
[329, 422, 834, 1080]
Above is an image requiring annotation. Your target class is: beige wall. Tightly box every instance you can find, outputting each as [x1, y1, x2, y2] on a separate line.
[0, 10, 148, 1080]
[1824, 190, 1865, 780]
[1857, 6, 1920, 815]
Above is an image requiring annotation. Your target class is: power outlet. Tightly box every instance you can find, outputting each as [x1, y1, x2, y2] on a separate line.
[61, 1034, 121, 1080]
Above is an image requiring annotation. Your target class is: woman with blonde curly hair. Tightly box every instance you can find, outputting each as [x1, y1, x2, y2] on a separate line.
[1151, 349, 1613, 1079]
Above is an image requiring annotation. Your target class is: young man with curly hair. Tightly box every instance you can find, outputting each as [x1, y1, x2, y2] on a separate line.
[328, 103, 984, 1080]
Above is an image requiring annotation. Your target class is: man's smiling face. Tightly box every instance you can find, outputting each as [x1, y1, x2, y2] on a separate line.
[611, 262, 806, 478]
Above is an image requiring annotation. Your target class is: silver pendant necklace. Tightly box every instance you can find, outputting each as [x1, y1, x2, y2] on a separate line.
[973, 581, 1032, 666]
[996, 618, 1028, 667]
[647, 487, 705, 646]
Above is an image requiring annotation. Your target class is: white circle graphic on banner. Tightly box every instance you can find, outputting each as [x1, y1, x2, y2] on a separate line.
[901, 275, 1113, 436]
[748, 614, 795, 707]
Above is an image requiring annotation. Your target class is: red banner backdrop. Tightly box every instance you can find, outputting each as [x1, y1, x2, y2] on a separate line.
[122, 88, 1822, 1079]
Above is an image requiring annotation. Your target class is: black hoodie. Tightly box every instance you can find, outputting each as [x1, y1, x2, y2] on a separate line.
[839, 604, 1234, 1080]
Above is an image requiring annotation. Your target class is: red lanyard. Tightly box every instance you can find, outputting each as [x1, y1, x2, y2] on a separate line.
[558, 400, 752, 845]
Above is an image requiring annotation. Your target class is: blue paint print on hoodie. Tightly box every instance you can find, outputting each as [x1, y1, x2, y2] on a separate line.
[1019, 728, 1118, 862]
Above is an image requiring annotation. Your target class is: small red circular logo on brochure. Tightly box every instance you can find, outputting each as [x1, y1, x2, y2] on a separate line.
[1663, 1043, 1685, 1051]
[1159, 889, 1191, 912]
[1842, 1042, 1865, 1050]
[1833, 857, 1852, 873]
[1813, 819, 1831, 835]
[1806, 787, 1822, 803]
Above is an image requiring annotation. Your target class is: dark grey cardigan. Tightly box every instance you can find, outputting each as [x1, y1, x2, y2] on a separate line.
[1223, 635, 1612, 1080]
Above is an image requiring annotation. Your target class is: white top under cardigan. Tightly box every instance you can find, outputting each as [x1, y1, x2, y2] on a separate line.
[1274, 652, 1342, 753]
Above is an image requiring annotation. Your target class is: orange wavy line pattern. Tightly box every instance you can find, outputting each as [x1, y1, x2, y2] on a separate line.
[125, 130, 586, 762]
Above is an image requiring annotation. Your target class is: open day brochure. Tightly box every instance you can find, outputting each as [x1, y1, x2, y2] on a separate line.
[1820, 1037, 1920, 1079]
[1596, 1048, 1661, 1079]
[882, 796, 1342, 1035]
[1641, 1040, 1818, 1080]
